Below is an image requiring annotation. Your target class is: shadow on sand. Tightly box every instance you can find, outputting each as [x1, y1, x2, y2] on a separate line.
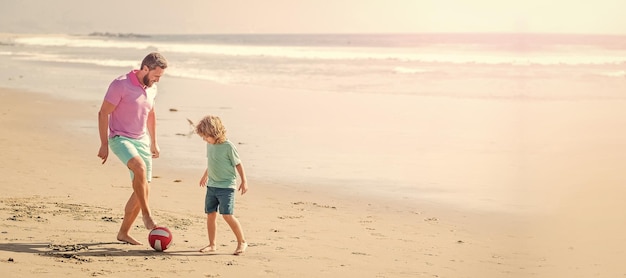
[0, 241, 230, 259]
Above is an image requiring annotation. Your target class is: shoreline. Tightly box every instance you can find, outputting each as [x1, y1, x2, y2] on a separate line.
[0, 85, 491, 216]
[0, 78, 535, 215]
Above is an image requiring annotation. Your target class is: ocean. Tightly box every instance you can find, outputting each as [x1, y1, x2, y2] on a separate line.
[1, 33, 626, 213]
[3, 33, 626, 99]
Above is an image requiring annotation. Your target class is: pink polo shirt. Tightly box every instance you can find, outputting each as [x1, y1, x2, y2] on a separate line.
[104, 70, 157, 139]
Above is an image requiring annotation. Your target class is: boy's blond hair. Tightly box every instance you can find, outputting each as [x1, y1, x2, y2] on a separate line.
[195, 115, 227, 144]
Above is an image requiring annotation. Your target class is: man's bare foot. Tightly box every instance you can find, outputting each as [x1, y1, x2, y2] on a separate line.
[142, 215, 157, 230]
[117, 233, 142, 245]
[234, 242, 247, 255]
[199, 245, 217, 253]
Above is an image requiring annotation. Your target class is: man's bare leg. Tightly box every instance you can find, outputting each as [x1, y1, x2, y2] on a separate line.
[127, 157, 156, 229]
[117, 193, 142, 245]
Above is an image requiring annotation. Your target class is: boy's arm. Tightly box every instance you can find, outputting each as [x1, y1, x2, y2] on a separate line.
[199, 168, 208, 187]
[236, 163, 248, 195]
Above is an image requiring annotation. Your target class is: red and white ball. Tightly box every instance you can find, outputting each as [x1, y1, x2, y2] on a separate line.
[148, 226, 173, 251]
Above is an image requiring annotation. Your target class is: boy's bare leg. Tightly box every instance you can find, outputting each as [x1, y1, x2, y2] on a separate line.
[199, 245, 217, 252]
[127, 157, 156, 229]
[234, 242, 248, 255]
[222, 214, 247, 255]
[117, 193, 142, 245]
[200, 212, 218, 252]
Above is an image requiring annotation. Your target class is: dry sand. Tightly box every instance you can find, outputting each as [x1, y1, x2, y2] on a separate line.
[1, 87, 626, 277]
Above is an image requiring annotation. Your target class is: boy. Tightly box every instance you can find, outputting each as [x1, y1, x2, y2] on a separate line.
[195, 115, 249, 255]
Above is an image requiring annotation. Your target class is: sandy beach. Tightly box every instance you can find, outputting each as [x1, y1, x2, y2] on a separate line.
[3, 30, 626, 278]
[2, 0, 626, 275]
[0, 87, 511, 277]
[1, 83, 626, 277]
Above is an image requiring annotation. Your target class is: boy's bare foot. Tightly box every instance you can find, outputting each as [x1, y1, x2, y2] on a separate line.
[117, 233, 142, 245]
[142, 215, 157, 230]
[199, 245, 217, 253]
[234, 242, 247, 255]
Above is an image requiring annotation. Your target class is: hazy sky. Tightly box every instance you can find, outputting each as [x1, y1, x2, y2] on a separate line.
[1, 0, 624, 35]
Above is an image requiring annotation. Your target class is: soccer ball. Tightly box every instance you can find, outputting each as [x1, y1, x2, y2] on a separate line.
[148, 226, 173, 251]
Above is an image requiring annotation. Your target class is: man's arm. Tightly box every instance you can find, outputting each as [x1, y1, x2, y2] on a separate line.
[147, 107, 160, 158]
[97, 100, 116, 164]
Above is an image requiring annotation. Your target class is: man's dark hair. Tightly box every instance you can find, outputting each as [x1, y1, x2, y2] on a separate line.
[141, 52, 168, 70]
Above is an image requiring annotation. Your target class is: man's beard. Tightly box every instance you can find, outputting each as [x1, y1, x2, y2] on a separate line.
[143, 75, 153, 87]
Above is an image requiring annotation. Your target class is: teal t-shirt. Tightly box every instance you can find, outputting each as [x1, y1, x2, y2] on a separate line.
[206, 139, 241, 189]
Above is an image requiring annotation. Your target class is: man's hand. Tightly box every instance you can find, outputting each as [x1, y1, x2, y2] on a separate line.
[151, 144, 160, 158]
[98, 145, 109, 164]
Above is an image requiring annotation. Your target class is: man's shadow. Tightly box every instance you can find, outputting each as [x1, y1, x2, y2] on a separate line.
[0, 241, 228, 259]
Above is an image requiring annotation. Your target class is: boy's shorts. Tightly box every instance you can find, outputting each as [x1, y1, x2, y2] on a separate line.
[205, 187, 235, 215]
[109, 135, 152, 182]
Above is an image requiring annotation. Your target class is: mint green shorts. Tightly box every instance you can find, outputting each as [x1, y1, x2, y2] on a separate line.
[109, 135, 152, 182]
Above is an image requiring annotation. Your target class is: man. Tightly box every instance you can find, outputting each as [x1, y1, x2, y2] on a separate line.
[97, 52, 168, 245]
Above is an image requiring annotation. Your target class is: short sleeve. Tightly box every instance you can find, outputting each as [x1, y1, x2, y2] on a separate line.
[229, 143, 241, 167]
[104, 80, 123, 106]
